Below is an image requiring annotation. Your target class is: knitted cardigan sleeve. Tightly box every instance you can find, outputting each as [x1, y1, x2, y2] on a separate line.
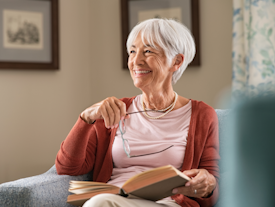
[55, 97, 134, 178]
[55, 117, 98, 176]
[172, 101, 220, 207]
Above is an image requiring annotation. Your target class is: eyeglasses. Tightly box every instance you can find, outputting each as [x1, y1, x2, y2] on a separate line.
[119, 110, 174, 158]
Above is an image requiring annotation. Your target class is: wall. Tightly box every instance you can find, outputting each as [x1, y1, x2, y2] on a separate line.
[0, 0, 94, 183]
[0, 0, 232, 183]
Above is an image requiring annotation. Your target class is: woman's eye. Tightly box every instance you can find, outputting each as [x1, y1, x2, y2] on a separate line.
[130, 50, 135, 54]
[145, 50, 152, 53]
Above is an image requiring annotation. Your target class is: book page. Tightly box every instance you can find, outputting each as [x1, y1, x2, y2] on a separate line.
[123, 165, 173, 187]
[69, 181, 119, 194]
[70, 181, 115, 188]
[69, 186, 119, 194]
[122, 165, 190, 193]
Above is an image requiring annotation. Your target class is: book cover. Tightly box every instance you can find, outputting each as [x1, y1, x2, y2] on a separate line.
[67, 165, 190, 206]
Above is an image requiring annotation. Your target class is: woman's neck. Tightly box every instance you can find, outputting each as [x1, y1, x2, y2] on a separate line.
[141, 89, 175, 111]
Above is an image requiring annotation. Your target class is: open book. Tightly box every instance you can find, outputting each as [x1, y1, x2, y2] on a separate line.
[67, 165, 190, 206]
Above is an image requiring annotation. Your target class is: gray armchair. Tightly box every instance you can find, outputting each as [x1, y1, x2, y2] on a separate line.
[0, 165, 93, 207]
[0, 109, 230, 207]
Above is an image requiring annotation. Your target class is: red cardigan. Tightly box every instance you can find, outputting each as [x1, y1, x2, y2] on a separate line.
[55, 97, 220, 207]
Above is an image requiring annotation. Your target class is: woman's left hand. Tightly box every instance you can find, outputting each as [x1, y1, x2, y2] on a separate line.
[172, 169, 216, 198]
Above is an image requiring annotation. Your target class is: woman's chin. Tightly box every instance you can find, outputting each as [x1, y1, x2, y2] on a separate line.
[133, 81, 147, 90]
[133, 82, 142, 90]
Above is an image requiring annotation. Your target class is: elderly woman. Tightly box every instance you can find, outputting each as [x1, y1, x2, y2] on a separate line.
[55, 18, 219, 207]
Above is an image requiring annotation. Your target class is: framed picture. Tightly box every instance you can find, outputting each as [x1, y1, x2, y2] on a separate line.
[120, 0, 200, 69]
[0, 0, 59, 69]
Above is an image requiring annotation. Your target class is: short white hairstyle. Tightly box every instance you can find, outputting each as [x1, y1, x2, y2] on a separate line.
[126, 18, 196, 85]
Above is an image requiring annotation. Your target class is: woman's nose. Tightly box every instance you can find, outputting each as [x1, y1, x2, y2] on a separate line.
[133, 51, 144, 65]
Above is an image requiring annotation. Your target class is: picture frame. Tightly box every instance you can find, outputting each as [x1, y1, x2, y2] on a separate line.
[0, 0, 59, 70]
[120, 0, 200, 69]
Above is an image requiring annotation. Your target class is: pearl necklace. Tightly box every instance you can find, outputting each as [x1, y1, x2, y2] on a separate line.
[141, 91, 178, 119]
[143, 98, 175, 112]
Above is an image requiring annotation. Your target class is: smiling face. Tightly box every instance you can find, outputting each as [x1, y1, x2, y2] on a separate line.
[128, 34, 176, 93]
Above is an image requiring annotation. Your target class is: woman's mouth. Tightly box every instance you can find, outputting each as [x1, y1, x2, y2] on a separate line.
[134, 70, 151, 75]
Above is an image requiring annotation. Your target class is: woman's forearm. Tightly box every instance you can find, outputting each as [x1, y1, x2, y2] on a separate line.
[55, 116, 96, 175]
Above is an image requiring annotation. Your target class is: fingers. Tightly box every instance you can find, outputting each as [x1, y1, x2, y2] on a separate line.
[173, 169, 216, 198]
[183, 169, 200, 178]
[183, 169, 201, 187]
[172, 185, 205, 198]
[103, 97, 127, 128]
[115, 99, 127, 121]
[184, 169, 203, 187]
[81, 97, 127, 128]
[100, 103, 112, 128]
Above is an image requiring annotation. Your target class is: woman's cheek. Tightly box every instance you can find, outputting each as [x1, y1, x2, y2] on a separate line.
[155, 57, 166, 71]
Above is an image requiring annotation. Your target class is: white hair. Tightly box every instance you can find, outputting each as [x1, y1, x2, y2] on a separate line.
[126, 18, 196, 85]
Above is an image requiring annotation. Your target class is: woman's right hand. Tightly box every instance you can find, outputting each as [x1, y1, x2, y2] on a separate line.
[80, 97, 128, 129]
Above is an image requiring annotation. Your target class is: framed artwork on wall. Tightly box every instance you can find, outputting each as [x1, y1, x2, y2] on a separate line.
[0, 0, 59, 69]
[120, 0, 200, 69]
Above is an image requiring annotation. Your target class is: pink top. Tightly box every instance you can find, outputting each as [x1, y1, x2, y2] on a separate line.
[108, 95, 192, 188]
[56, 96, 220, 206]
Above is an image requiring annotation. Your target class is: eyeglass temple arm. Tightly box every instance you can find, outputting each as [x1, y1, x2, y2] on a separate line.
[126, 110, 165, 115]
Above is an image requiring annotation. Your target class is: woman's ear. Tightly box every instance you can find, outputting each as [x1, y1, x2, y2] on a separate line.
[171, 54, 184, 72]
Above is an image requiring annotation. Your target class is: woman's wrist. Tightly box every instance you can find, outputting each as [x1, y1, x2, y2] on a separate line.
[202, 188, 214, 198]
[203, 174, 216, 198]
[80, 112, 96, 124]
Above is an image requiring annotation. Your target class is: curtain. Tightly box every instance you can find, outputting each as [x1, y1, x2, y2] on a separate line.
[232, 0, 275, 98]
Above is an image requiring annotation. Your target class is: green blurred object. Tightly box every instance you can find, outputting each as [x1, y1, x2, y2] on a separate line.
[219, 96, 275, 207]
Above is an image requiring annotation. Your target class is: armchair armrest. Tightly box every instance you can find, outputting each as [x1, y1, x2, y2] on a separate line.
[0, 165, 93, 207]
